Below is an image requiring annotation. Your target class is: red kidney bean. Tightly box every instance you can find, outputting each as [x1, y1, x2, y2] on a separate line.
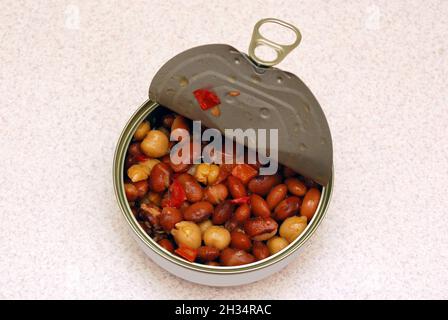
[250, 194, 271, 218]
[212, 201, 234, 225]
[273, 196, 301, 221]
[197, 246, 220, 262]
[204, 184, 228, 204]
[266, 184, 287, 210]
[247, 174, 281, 196]
[162, 114, 175, 129]
[300, 188, 321, 220]
[183, 201, 214, 222]
[285, 178, 307, 196]
[244, 217, 278, 240]
[158, 238, 175, 253]
[252, 241, 270, 261]
[134, 180, 149, 198]
[176, 173, 203, 202]
[220, 248, 255, 266]
[230, 231, 252, 251]
[128, 142, 143, 157]
[124, 183, 138, 201]
[233, 204, 251, 223]
[224, 218, 240, 232]
[149, 163, 172, 192]
[159, 207, 183, 232]
[227, 176, 247, 199]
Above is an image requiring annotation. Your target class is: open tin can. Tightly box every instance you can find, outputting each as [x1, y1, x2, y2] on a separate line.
[113, 18, 333, 286]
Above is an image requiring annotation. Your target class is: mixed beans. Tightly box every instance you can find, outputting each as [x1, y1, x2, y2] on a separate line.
[124, 111, 321, 266]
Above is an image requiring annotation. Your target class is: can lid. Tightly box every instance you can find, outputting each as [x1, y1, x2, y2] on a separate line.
[149, 19, 333, 186]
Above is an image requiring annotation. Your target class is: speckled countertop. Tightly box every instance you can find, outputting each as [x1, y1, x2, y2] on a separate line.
[1, 0, 447, 299]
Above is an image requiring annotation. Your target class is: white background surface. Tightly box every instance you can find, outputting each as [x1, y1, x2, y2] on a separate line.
[1, 0, 447, 299]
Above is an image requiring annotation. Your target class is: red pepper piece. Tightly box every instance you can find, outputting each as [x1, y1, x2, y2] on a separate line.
[231, 164, 258, 185]
[229, 196, 251, 205]
[175, 246, 197, 262]
[162, 179, 187, 208]
[193, 88, 221, 110]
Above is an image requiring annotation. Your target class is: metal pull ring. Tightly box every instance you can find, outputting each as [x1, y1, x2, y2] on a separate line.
[248, 18, 302, 67]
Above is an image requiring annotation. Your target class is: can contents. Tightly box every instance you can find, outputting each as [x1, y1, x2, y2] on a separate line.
[124, 110, 321, 266]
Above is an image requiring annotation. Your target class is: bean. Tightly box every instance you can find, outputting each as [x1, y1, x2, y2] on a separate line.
[141, 130, 169, 158]
[212, 201, 234, 225]
[171, 115, 190, 133]
[220, 248, 255, 266]
[176, 173, 203, 202]
[267, 236, 289, 255]
[252, 241, 270, 261]
[124, 183, 138, 201]
[134, 180, 149, 198]
[230, 231, 252, 251]
[158, 238, 175, 253]
[285, 178, 307, 196]
[206, 261, 220, 266]
[159, 207, 183, 232]
[250, 194, 271, 218]
[244, 217, 278, 241]
[204, 184, 228, 204]
[128, 142, 143, 157]
[300, 188, 321, 220]
[266, 184, 287, 210]
[203, 226, 231, 250]
[227, 176, 247, 199]
[197, 246, 220, 262]
[134, 121, 150, 141]
[171, 221, 202, 249]
[279, 216, 307, 243]
[149, 163, 172, 192]
[162, 114, 175, 129]
[183, 201, 214, 222]
[233, 204, 251, 223]
[224, 218, 240, 232]
[273, 196, 301, 221]
[247, 174, 281, 196]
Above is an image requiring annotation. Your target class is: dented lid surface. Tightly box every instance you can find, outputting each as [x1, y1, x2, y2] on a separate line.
[149, 37, 333, 186]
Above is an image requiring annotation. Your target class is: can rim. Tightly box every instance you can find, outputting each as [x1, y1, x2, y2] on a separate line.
[113, 99, 333, 274]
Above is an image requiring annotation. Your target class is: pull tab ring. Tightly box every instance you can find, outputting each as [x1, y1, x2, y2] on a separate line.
[248, 18, 302, 67]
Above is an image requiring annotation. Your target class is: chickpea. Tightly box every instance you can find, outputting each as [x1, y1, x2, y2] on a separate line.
[140, 158, 160, 174]
[171, 221, 202, 249]
[203, 226, 231, 250]
[194, 163, 220, 185]
[198, 219, 213, 235]
[279, 216, 307, 243]
[140, 130, 169, 158]
[127, 164, 150, 182]
[133, 121, 150, 141]
[267, 236, 289, 255]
